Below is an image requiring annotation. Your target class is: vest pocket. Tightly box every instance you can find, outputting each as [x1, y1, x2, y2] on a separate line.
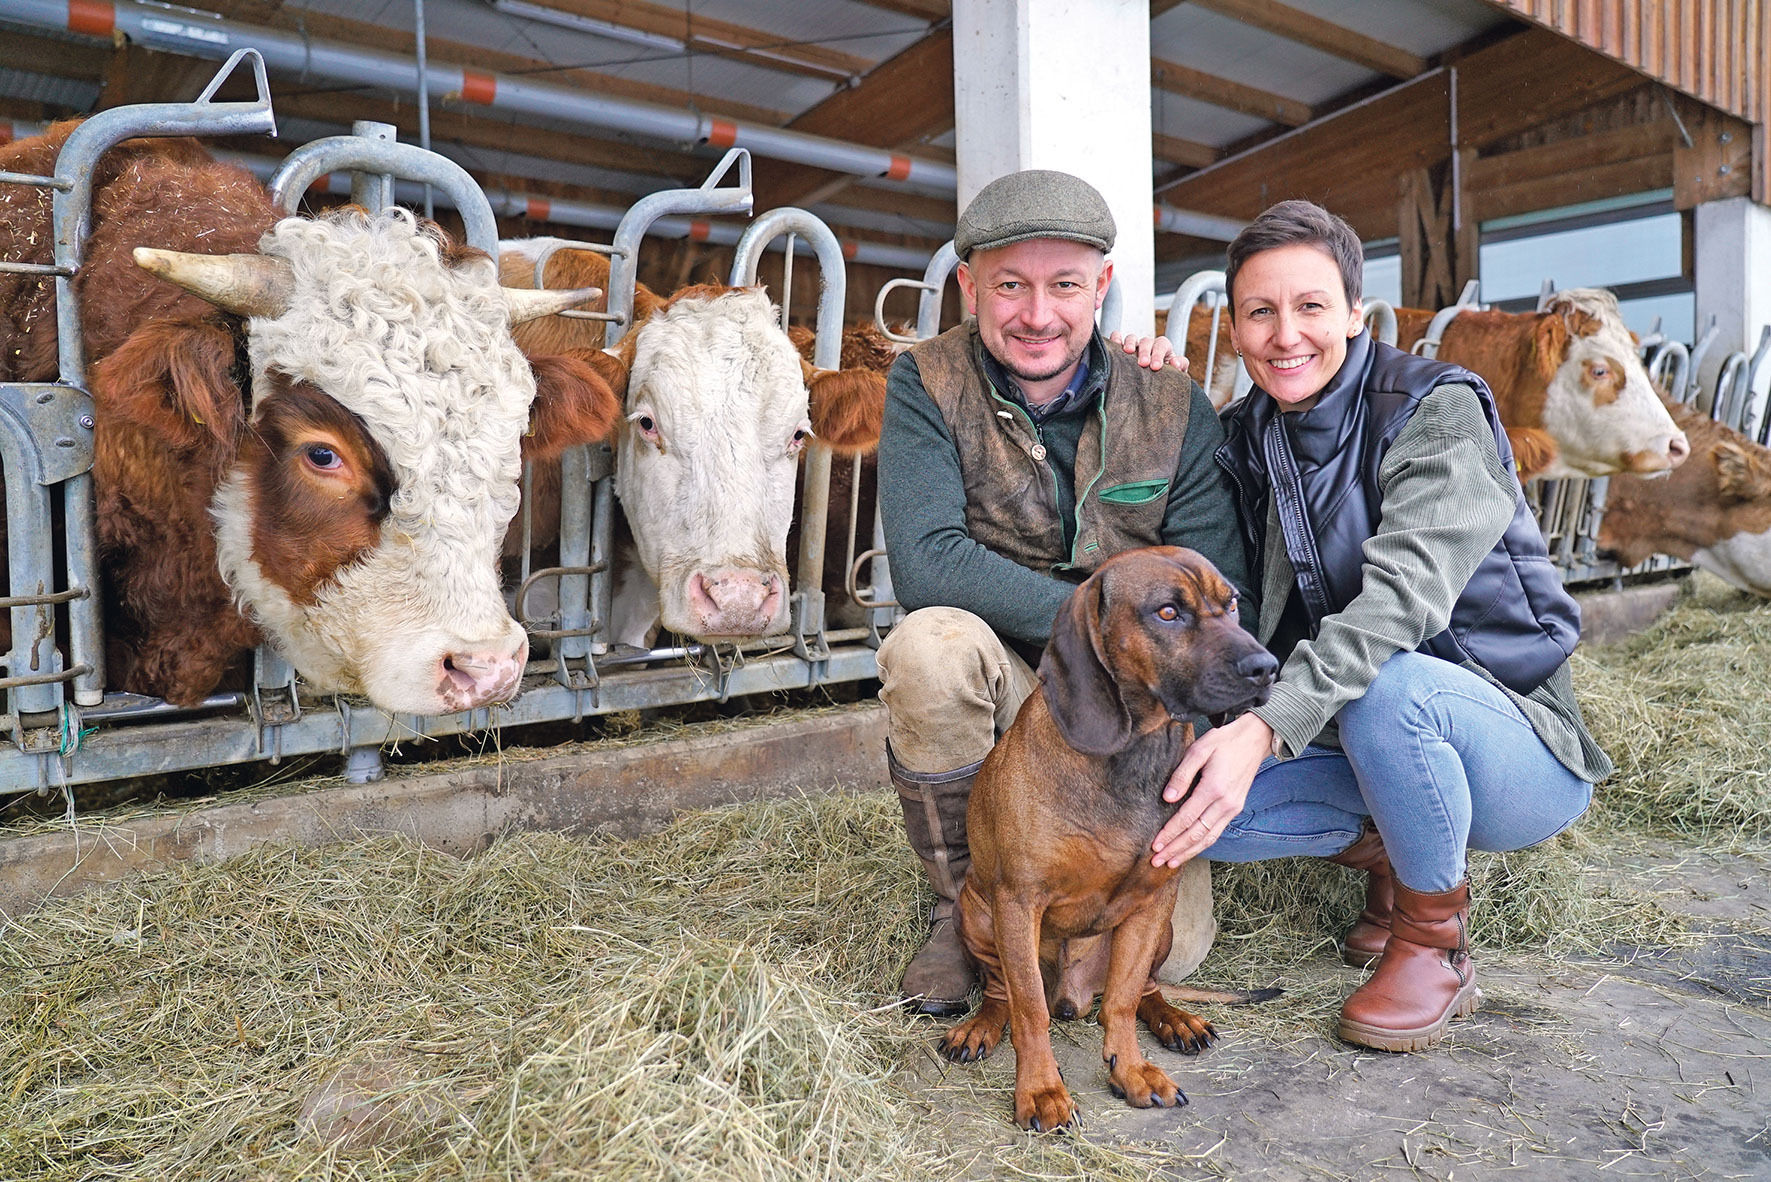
[1098, 479, 1170, 506]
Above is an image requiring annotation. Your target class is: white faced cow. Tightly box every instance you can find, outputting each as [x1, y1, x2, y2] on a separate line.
[1394, 289, 1690, 482]
[499, 244, 884, 649]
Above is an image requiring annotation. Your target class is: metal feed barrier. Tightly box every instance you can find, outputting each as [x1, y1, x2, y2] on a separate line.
[0, 70, 893, 804]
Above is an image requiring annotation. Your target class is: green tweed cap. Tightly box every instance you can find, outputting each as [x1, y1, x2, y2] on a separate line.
[953, 169, 1116, 259]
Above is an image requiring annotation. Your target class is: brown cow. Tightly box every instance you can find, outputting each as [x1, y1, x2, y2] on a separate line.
[1393, 291, 1689, 482]
[1598, 401, 1771, 596]
[0, 123, 618, 711]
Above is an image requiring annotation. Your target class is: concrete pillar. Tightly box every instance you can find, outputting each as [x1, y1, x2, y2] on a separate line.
[952, 0, 1156, 334]
[1693, 197, 1771, 396]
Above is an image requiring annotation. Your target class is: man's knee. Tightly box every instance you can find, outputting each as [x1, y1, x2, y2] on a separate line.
[877, 607, 1007, 698]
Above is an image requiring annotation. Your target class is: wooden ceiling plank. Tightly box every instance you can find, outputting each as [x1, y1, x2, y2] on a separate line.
[1151, 56, 1311, 125]
[512, 0, 874, 82]
[1188, 0, 1427, 80]
[1473, 154, 1673, 223]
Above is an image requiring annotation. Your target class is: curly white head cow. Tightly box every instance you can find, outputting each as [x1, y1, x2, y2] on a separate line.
[0, 123, 618, 713]
[1395, 289, 1689, 481]
[500, 244, 885, 648]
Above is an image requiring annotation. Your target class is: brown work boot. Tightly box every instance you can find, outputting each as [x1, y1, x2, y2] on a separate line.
[891, 743, 982, 1018]
[1327, 822, 1394, 969]
[1337, 879, 1480, 1052]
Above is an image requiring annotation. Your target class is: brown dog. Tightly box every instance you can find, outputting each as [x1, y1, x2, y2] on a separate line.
[940, 546, 1279, 1131]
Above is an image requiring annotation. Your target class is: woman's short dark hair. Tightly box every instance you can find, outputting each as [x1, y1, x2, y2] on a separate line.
[1224, 199, 1363, 310]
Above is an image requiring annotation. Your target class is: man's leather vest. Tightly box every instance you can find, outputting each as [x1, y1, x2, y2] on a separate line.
[908, 321, 1191, 579]
[1216, 331, 1581, 696]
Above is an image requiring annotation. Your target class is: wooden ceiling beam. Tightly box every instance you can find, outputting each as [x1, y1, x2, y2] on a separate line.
[752, 28, 955, 211]
[204, 0, 788, 125]
[1187, 0, 1427, 80]
[507, 0, 873, 83]
[1153, 132, 1221, 169]
[1151, 56, 1311, 125]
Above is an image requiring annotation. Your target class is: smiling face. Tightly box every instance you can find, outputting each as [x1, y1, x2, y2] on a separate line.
[957, 238, 1111, 405]
[1229, 242, 1364, 413]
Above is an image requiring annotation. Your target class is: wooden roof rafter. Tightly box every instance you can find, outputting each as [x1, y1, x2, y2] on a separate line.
[1184, 0, 1428, 80]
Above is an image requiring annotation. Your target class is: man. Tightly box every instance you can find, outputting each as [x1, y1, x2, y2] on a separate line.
[876, 169, 1253, 1015]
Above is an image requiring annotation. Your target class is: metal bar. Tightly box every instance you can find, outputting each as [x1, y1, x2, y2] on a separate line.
[0, 645, 881, 794]
[267, 132, 499, 256]
[917, 242, 961, 341]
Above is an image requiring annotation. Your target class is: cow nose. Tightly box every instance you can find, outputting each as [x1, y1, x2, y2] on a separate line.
[1666, 430, 1690, 468]
[1235, 649, 1278, 687]
[687, 568, 785, 635]
[439, 637, 528, 710]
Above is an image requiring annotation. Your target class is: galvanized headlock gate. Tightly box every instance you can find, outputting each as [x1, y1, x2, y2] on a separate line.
[0, 67, 893, 802]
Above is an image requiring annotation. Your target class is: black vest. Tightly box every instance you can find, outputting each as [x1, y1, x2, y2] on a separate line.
[1216, 331, 1580, 696]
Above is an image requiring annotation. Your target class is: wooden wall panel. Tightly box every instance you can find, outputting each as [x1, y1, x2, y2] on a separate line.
[1486, 0, 1769, 201]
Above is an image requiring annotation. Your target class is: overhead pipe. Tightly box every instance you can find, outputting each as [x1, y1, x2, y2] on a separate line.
[0, 0, 956, 192]
[0, 0, 1244, 243]
[0, 119, 932, 271]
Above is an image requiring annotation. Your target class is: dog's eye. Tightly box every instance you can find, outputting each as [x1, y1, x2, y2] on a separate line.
[1227, 595, 1239, 614]
[1156, 604, 1187, 623]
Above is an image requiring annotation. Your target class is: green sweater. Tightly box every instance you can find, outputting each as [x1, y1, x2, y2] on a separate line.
[1250, 381, 1613, 783]
[878, 333, 1251, 649]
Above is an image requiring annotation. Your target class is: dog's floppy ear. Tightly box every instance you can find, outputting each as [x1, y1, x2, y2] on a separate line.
[1038, 574, 1134, 756]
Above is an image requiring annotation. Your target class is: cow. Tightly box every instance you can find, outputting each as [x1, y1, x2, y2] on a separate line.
[1392, 290, 1689, 482]
[0, 123, 620, 714]
[1598, 401, 1771, 596]
[498, 241, 885, 648]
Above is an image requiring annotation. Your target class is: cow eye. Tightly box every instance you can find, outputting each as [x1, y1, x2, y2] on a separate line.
[304, 444, 342, 471]
[1591, 364, 1608, 378]
[788, 426, 811, 454]
[630, 411, 662, 448]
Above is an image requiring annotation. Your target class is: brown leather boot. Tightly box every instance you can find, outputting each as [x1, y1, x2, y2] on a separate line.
[1338, 879, 1479, 1052]
[891, 743, 982, 1017]
[1327, 823, 1394, 970]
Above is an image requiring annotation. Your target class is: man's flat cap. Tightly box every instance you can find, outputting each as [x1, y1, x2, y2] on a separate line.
[953, 170, 1116, 259]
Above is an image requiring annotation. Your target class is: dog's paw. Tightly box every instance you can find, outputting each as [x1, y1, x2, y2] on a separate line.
[1014, 1082, 1078, 1132]
[1106, 1054, 1187, 1110]
[1139, 997, 1217, 1054]
[940, 1014, 1005, 1064]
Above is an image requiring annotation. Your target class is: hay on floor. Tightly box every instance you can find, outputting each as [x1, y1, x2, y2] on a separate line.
[1573, 572, 1771, 841]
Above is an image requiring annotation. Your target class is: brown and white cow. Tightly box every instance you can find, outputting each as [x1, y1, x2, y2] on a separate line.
[499, 242, 884, 648]
[0, 123, 619, 713]
[1393, 290, 1689, 482]
[1599, 401, 1771, 596]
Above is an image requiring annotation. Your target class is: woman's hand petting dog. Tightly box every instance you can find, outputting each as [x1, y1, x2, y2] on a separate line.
[1151, 711, 1275, 868]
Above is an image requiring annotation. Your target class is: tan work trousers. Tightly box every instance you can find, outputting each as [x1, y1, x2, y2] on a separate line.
[875, 605, 1216, 981]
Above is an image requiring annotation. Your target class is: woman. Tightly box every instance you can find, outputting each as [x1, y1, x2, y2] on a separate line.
[1146, 200, 1611, 1053]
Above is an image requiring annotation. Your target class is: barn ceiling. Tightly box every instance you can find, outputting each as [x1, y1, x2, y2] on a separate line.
[0, 0, 1751, 303]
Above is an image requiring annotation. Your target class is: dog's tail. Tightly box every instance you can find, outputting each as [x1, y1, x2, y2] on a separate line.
[1164, 985, 1283, 1005]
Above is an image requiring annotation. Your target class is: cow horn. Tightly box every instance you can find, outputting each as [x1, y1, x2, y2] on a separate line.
[503, 285, 603, 325]
[133, 247, 294, 319]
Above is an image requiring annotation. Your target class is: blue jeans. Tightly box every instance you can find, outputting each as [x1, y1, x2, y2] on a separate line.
[1201, 651, 1595, 892]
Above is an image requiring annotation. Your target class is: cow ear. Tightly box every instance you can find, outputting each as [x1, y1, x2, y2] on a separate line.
[1505, 426, 1560, 483]
[1530, 311, 1571, 387]
[89, 319, 243, 458]
[1038, 574, 1134, 756]
[523, 350, 623, 461]
[805, 366, 885, 455]
[1712, 440, 1770, 502]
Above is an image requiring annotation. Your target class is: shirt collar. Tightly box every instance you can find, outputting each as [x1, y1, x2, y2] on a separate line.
[982, 330, 1107, 424]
